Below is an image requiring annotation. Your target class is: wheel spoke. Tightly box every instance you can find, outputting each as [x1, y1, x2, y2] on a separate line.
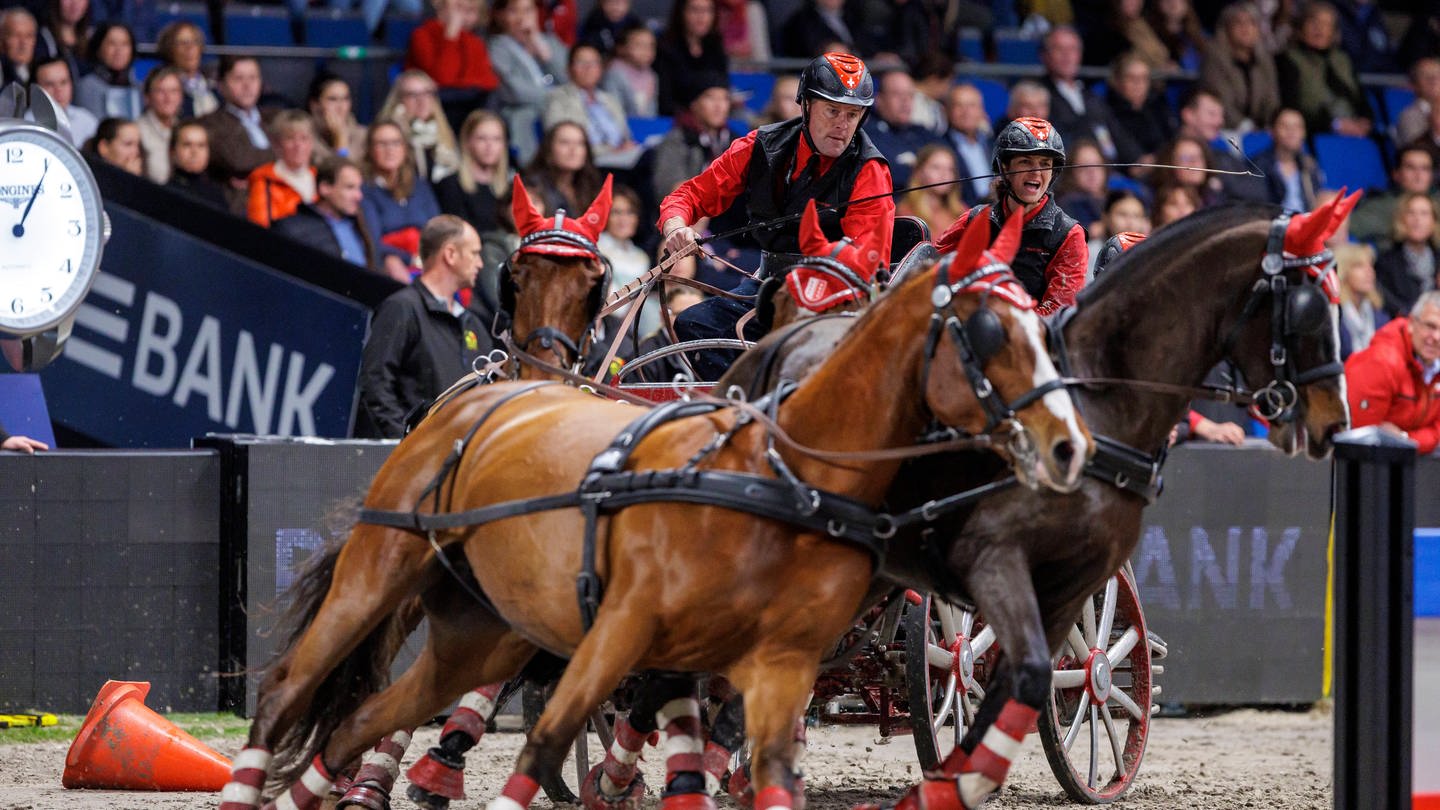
[1110, 686, 1144, 720]
[959, 609, 975, 639]
[1062, 692, 1088, 751]
[1068, 626, 1089, 660]
[934, 674, 958, 731]
[973, 625, 996, 656]
[1081, 594, 1097, 648]
[1087, 705, 1099, 787]
[1107, 627, 1140, 666]
[1096, 577, 1118, 647]
[971, 681, 986, 702]
[926, 643, 953, 670]
[1100, 703, 1125, 777]
[1051, 669, 1086, 689]
[938, 602, 960, 644]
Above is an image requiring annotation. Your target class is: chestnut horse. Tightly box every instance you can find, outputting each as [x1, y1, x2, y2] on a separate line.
[216, 205, 1091, 810]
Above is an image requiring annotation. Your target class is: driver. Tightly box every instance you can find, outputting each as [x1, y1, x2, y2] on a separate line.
[934, 116, 1088, 316]
[657, 53, 895, 380]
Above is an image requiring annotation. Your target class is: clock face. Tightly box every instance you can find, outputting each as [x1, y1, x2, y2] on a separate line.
[0, 124, 105, 336]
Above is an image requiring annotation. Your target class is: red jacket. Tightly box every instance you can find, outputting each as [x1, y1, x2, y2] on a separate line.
[406, 19, 499, 92]
[933, 196, 1087, 316]
[1345, 317, 1440, 453]
[658, 130, 895, 279]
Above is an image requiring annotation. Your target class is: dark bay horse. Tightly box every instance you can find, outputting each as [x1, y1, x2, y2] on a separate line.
[691, 196, 1357, 810]
[216, 205, 1091, 810]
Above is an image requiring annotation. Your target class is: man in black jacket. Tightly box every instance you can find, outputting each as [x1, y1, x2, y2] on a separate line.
[353, 215, 492, 439]
[273, 157, 377, 272]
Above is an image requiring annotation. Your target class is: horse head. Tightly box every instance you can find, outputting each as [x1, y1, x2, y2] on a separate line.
[916, 204, 1092, 491]
[502, 174, 614, 378]
[758, 203, 883, 331]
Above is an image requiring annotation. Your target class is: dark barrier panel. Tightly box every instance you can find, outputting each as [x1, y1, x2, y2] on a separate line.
[1131, 443, 1332, 705]
[0, 451, 220, 713]
[196, 435, 403, 715]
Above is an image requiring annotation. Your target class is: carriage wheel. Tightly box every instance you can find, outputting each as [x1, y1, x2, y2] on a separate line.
[903, 595, 995, 772]
[1037, 568, 1152, 803]
[521, 681, 615, 804]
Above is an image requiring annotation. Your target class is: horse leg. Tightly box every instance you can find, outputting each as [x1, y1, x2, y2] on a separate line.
[399, 682, 506, 810]
[705, 692, 745, 800]
[579, 671, 691, 810]
[729, 651, 820, 810]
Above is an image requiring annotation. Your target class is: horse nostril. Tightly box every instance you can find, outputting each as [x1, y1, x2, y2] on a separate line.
[1051, 440, 1075, 469]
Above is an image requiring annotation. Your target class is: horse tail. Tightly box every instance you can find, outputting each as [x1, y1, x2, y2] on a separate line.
[266, 500, 420, 789]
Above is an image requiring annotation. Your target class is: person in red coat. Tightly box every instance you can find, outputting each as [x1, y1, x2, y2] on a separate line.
[1345, 291, 1440, 454]
[406, 0, 499, 131]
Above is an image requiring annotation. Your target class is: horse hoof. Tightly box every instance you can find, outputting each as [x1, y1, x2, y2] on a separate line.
[660, 793, 718, 810]
[405, 749, 465, 801]
[404, 782, 452, 810]
[336, 781, 391, 810]
[581, 762, 646, 810]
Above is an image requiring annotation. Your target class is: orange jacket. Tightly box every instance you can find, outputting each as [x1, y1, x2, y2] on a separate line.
[1344, 317, 1440, 453]
[247, 163, 316, 227]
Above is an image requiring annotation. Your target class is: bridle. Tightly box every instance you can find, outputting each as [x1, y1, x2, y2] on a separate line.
[1218, 212, 1343, 423]
[497, 218, 613, 371]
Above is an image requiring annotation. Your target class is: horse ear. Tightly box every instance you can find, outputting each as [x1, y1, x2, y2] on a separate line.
[955, 205, 994, 268]
[799, 199, 830, 256]
[1285, 190, 1340, 255]
[1328, 188, 1364, 236]
[987, 204, 1024, 265]
[579, 174, 614, 241]
[511, 174, 545, 236]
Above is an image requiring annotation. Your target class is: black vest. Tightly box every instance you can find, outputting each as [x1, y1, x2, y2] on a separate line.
[743, 118, 887, 255]
[966, 197, 1078, 301]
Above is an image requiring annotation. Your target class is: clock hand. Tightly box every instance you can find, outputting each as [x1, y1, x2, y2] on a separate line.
[12, 158, 48, 238]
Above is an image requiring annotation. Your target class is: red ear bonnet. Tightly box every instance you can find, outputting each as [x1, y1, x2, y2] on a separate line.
[512, 174, 614, 259]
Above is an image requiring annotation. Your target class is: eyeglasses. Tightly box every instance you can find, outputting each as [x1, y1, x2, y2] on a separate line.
[321, 94, 350, 103]
[372, 139, 406, 148]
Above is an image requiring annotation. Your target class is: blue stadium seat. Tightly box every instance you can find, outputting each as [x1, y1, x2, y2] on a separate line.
[628, 116, 673, 145]
[963, 77, 1008, 127]
[1107, 172, 1150, 201]
[1313, 134, 1388, 192]
[730, 72, 776, 115]
[133, 57, 161, 83]
[305, 10, 369, 47]
[955, 27, 983, 62]
[384, 14, 422, 50]
[993, 29, 1039, 65]
[1241, 130, 1273, 156]
[225, 4, 294, 46]
[155, 2, 211, 39]
[1383, 86, 1416, 127]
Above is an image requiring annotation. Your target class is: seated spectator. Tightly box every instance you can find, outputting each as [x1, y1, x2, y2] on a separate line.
[1151, 136, 1222, 209]
[1056, 139, 1107, 234]
[1251, 108, 1323, 213]
[361, 120, 443, 282]
[1409, 105, 1440, 182]
[489, 0, 570, 163]
[1396, 57, 1440, 148]
[378, 70, 461, 184]
[716, 0, 769, 61]
[1398, 9, 1439, 72]
[1001, 80, 1050, 130]
[543, 43, 635, 167]
[1084, 0, 1168, 69]
[1103, 54, 1173, 168]
[247, 110, 318, 227]
[285, 0, 421, 38]
[943, 82, 993, 206]
[0, 419, 47, 452]
[754, 74, 801, 127]
[155, 20, 217, 119]
[1199, 1, 1280, 133]
[1146, 0, 1207, 71]
[778, 0, 862, 59]
[1175, 87, 1268, 202]
[540, 0, 579, 45]
[909, 54, 953, 136]
[1345, 291, 1440, 454]
[85, 116, 141, 175]
[863, 69, 942, 188]
[897, 144, 965, 239]
[1086, 189, 1150, 274]
[1253, 0, 1295, 54]
[199, 56, 275, 215]
[1038, 26, 1140, 164]
[31, 56, 96, 148]
[1333, 0, 1396, 75]
[34, 0, 90, 82]
[1152, 183, 1200, 229]
[578, 0, 640, 54]
[137, 66, 183, 184]
[1276, 1, 1372, 138]
[1336, 242, 1388, 359]
[655, 0, 728, 115]
[308, 73, 367, 163]
[75, 21, 140, 120]
[1, 8, 38, 85]
[273, 157, 376, 273]
[1376, 192, 1440, 316]
[522, 120, 605, 216]
[165, 120, 228, 210]
[600, 23, 658, 118]
[436, 109, 516, 304]
[355, 215, 492, 440]
[406, 0, 498, 133]
[600, 184, 660, 336]
[651, 72, 735, 201]
[1351, 147, 1439, 247]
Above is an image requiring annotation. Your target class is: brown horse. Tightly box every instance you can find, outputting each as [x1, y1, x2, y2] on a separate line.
[216, 204, 1091, 810]
[691, 196, 1358, 809]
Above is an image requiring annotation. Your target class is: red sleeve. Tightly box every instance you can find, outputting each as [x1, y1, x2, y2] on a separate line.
[657, 132, 758, 229]
[1187, 410, 1205, 432]
[933, 206, 978, 254]
[406, 22, 497, 91]
[840, 160, 894, 280]
[1037, 223, 1088, 316]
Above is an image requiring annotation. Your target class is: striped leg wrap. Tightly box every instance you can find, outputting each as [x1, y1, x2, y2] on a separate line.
[263, 755, 335, 810]
[443, 683, 502, 742]
[599, 717, 650, 795]
[955, 700, 1036, 808]
[657, 697, 705, 795]
[351, 729, 413, 788]
[485, 773, 540, 810]
[219, 747, 271, 810]
[701, 740, 732, 796]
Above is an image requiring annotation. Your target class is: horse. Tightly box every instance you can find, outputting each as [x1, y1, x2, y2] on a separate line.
[215, 202, 1091, 810]
[674, 196, 1357, 810]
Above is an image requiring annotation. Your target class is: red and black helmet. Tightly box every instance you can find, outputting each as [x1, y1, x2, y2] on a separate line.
[796, 53, 874, 109]
[990, 116, 1067, 176]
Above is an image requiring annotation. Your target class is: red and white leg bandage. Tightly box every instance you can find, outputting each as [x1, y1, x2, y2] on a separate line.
[657, 697, 705, 789]
[445, 683, 502, 741]
[219, 747, 271, 810]
[486, 773, 540, 810]
[262, 755, 335, 810]
[599, 717, 650, 795]
[351, 729, 412, 788]
[954, 700, 1036, 807]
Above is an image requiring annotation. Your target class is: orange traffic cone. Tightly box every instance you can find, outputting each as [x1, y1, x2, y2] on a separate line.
[62, 680, 232, 791]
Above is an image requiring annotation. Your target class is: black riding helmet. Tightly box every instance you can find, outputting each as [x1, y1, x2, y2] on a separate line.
[991, 116, 1066, 202]
[796, 53, 874, 149]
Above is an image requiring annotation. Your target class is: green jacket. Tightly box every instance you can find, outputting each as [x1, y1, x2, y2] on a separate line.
[1276, 44, 1373, 135]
